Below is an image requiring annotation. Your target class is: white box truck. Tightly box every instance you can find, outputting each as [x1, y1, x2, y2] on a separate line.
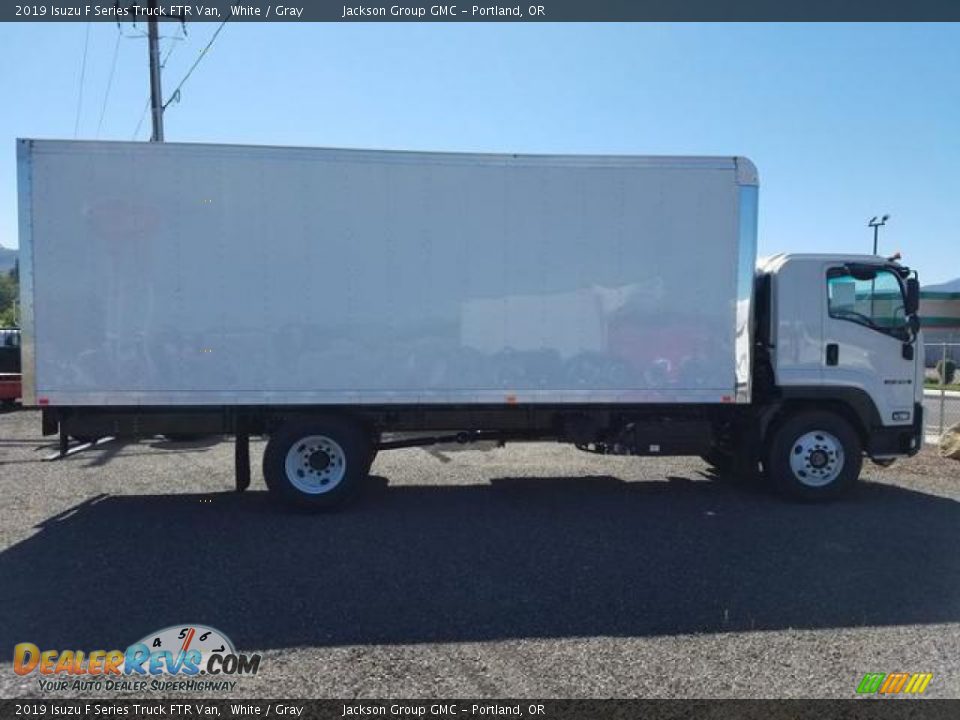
[16, 139, 924, 508]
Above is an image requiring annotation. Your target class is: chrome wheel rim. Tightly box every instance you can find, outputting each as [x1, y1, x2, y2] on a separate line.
[789, 430, 844, 487]
[284, 435, 347, 494]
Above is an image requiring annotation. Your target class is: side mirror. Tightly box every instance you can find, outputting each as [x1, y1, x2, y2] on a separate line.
[908, 314, 921, 336]
[905, 277, 920, 316]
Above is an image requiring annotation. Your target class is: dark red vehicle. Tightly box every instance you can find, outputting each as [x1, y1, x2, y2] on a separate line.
[0, 328, 21, 407]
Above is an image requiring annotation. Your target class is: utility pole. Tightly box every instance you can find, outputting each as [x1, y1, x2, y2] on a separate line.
[147, 0, 164, 142]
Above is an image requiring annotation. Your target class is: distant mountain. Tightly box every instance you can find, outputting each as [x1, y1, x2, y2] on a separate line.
[924, 277, 960, 293]
[0, 246, 15, 274]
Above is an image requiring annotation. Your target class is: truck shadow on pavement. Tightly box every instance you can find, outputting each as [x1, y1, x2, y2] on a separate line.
[1, 475, 958, 652]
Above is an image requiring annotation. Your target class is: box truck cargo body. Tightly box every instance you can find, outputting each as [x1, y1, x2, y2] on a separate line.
[20, 141, 756, 406]
[17, 140, 925, 508]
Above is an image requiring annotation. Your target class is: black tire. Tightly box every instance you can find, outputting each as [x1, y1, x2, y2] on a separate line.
[765, 410, 862, 501]
[262, 416, 371, 510]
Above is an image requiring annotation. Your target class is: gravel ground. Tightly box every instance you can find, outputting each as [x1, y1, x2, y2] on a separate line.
[0, 408, 958, 699]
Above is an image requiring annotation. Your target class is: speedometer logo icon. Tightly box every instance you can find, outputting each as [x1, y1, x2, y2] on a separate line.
[137, 624, 235, 671]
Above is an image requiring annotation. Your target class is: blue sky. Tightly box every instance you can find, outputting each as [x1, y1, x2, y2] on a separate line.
[1, 22, 958, 283]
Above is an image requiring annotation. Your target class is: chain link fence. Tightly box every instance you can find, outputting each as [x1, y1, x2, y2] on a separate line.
[924, 342, 960, 441]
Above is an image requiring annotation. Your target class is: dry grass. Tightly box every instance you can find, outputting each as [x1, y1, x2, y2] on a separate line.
[864, 444, 959, 484]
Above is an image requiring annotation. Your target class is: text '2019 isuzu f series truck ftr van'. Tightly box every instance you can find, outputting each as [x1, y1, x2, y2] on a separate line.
[16, 140, 924, 509]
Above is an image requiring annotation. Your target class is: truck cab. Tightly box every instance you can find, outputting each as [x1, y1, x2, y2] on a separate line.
[750, 254, 923, 498]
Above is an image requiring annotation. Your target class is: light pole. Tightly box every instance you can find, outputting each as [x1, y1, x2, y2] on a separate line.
[868, 214, 890, 256]
[867, 214, 890, 319]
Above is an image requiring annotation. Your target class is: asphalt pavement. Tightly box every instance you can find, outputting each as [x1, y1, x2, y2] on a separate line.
[0, 408, 958, 699]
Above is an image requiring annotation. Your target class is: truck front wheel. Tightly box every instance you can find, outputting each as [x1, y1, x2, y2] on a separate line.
[765, 410, 862, 501]
[263, 417, 371, 510]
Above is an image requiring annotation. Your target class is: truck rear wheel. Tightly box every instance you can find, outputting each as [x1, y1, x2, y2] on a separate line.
[765, 410, 862, 501]
[263, 417, 370, 510]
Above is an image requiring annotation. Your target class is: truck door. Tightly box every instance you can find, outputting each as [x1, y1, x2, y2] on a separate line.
[823, 264, 917, 427]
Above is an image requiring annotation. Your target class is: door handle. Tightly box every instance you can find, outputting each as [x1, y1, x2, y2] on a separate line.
[826, 343, 839, 366]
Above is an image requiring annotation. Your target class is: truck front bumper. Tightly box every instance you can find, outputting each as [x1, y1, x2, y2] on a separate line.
[866, 403, 923, 457]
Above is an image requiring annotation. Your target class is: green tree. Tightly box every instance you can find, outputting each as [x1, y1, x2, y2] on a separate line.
[0, 269, 19, 327]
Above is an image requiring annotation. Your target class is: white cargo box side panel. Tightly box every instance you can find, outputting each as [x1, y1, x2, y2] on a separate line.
[18, 140, 757, 406]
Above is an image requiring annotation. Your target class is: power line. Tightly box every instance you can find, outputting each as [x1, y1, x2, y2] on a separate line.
[162, 19, 228, 111]
[96, 30, 123, 139]
[73, 22, 92, 138]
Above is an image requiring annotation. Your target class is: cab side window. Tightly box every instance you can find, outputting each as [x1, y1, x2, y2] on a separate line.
[827, 268, 906, 335]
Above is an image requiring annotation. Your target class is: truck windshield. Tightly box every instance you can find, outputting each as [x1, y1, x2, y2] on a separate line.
[826, 268, 907, 335]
